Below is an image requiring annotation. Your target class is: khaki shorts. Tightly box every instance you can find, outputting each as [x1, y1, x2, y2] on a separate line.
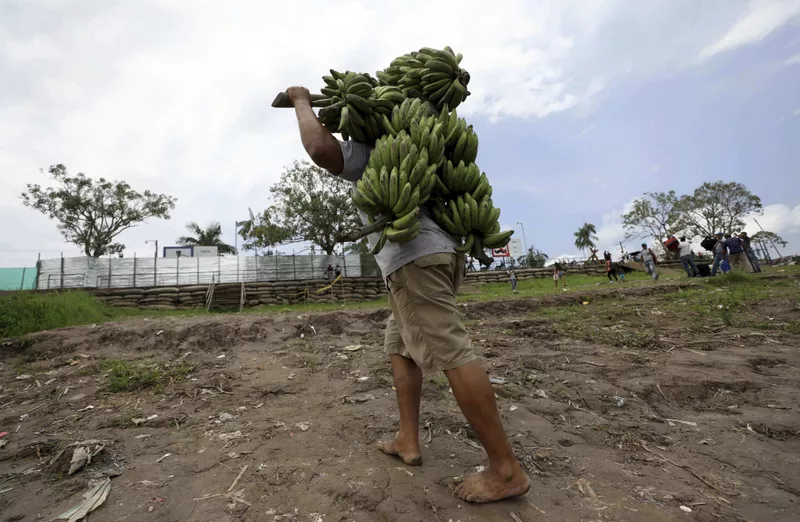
[384, 253, 475, 372]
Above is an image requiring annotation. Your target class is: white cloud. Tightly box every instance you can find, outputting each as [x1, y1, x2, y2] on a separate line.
[784, 52, 800, 65]
[0, 0, 795, 267]
[699, 0, 800, 59]
[741, 204, 800, 246]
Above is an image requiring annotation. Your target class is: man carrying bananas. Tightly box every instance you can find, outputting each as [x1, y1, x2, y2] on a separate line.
[285, 86, 529, 504]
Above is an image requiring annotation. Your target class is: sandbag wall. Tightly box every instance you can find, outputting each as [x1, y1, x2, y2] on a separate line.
[89, 262, 662, 310]
[463, 265, 608, 284]
[90, 278, 389, 310]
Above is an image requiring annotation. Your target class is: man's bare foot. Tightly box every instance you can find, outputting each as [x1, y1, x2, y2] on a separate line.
[454, 465, 530, 503]
[376, 438, 422, 466]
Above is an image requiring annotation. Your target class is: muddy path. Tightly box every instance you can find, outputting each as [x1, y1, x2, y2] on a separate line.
[1, 276, 799, 521]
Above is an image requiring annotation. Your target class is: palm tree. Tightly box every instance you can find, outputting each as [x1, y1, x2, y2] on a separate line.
[176, 222, 237, 255]
[573, 222, 598, 256]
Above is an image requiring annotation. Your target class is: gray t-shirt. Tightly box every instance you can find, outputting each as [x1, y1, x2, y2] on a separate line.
[640, 248, 656, 263]
[336, 140, 458, 279]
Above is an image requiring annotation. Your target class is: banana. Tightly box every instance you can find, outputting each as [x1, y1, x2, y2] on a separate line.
[392, 206, 419, 230]
[449, 200, 466, 236]
[489, 221, 501, 235]
[463, 130, 478, 164]
[436, 208, 460, 236]
[396, 186, 420, 218]
[482, 230, 514, 249]
[386, 221, 420, 243]
[455, 233, 475, 254]
[339, 106, 350, 134]
[408, 148, 428, 187]
[465, 193, 480, 232]
[381, 114, 397, 136]
[452, 131, 468, 165]
[433, 174, 451, 197]
[471, 174, 489, 206]
[379, 166, 390, 203]
[389, 167, 399, 210]
[392, 181, 411, 216]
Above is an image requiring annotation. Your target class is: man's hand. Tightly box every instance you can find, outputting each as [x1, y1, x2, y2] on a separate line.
[286, 86, 311, 106]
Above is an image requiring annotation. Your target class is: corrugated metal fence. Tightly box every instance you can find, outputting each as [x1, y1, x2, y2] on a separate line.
[34, 254, 381, 290]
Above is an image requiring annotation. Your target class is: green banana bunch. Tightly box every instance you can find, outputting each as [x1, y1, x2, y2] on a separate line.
[380, 98, 438, 138]
[351, 130, 442, 254]
[378, 46, 471, 111]
[317, 70, 391, 143]
[430, 195, 513, 258]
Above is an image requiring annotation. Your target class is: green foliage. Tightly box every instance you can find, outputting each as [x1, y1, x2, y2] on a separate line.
[344, 238, 370, 255]
[268, 160, 362, 255]
[21, 164, 176, 257]
[573, 223, 598, 254]
[679, 181, 762, 238]
[177, 222, 237, 255]
[750, 230, 787, 248]
[519, 246, 548, 268]
[237, 209, 294, 254]
[621, 190, 686, 244]
[0, 291, 114, 338]
[100, 359, 162, 393]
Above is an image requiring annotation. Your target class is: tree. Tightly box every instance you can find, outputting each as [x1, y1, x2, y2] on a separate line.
[21, 164, 176, 257]
[268, 160, 361, 255]
[679, 181, 762, 238]
[573, 222, 598, 255]
[176, 222, 237, 255]
[344, 239, 370, 255]
[237, 210, 294, 254]
[621, 190, 686, 243]
[518, 246, 548, 268]
[750, 230, 787, 248]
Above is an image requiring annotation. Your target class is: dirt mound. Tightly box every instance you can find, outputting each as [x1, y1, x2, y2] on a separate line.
[1, 276, 799, 521]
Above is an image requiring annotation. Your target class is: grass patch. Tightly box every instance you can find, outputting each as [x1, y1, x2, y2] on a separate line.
[100, 359, 163, 393]
[98, 359, 193, 393]
[0, 291, 118, 338]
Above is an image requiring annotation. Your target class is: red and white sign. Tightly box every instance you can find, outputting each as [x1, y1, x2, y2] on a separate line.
[491, 246, 510, 258]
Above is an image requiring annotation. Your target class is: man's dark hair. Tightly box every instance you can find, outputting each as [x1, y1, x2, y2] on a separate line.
[680, 236, 686, 241]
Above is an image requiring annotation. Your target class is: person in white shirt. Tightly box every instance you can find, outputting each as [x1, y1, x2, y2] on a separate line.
[678, 237, 698, 278]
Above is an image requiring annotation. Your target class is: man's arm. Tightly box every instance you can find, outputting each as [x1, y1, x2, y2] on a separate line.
[287, 86, 344, 174]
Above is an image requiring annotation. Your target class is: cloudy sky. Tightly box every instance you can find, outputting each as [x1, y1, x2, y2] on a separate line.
[1, 0, 799, 267]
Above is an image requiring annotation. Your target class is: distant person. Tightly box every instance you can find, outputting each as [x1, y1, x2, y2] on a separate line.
[326, 264, 334, 281]
[677, 237, 698, 278]
[467, 258, 476, 271]
[618, 266, 626, 283]
[639, 243, 659, 281]
[507, 269, 518, 293]
[605, 257, 618, 282]
[738, 231, 762, 273]
[334, 264, 342, 278]
[724, 233, 751, 272]
[710, 233, 727, 276]
[553, 262, 566, 289]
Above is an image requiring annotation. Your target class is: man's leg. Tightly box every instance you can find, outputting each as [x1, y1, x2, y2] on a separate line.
[711, 254, 721, 275]
[680, 257, 691, 277]
[688, 257, 699, 277]
[446, 361, 530, 503]
[378, 353, 423, 465]
[378, 308, 424, 466]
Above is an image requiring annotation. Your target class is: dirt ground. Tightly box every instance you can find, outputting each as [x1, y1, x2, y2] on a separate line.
[2, 274, 799, 521]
